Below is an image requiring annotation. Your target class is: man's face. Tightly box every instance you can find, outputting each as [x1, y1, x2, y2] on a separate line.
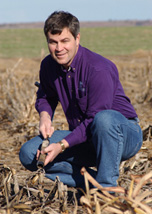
[47, 28, 80, 69]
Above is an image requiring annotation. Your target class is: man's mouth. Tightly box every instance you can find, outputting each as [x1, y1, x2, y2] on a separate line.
[56, 53, 66, 58]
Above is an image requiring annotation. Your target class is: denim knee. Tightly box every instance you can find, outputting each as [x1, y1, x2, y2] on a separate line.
[19, 136, 43, 171]
[19, 143, 35, 171]
[91, 110, 114, 131]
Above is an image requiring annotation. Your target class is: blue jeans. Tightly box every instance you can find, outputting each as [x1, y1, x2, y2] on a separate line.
[19, 110, 143, 188]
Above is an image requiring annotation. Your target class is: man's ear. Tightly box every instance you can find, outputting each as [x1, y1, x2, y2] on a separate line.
[76, 33, 80, 46]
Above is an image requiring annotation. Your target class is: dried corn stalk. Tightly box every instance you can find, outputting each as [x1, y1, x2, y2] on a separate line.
[80, 167, 152, 214]
[0, 164, 71, 214]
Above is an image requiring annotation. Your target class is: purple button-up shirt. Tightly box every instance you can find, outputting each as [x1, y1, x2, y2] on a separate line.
[35, 45, 137, 147]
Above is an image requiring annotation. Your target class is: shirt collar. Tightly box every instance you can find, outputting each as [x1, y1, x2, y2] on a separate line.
[61, 65, 72, 72]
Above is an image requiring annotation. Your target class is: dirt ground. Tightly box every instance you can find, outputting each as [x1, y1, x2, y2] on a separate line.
[0, 52, 152, 213]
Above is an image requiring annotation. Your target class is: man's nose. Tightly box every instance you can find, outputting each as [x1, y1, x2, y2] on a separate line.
[56, 42, 62, 51]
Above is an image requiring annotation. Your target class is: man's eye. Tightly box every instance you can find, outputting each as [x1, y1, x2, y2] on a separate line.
[63, 39, 69, 43]
[48, 40, 56, 44]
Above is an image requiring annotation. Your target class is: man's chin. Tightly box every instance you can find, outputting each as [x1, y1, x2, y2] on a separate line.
[56, 59, 70, 67]
[56, 58, 66, 64]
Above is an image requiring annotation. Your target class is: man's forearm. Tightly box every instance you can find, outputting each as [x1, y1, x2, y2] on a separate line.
[39, 111, 54, 138]
[40, 111, 51, 119]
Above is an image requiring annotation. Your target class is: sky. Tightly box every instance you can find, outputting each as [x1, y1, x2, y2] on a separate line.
[0, 0, 152, 24]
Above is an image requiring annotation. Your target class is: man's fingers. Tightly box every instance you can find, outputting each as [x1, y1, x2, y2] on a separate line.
[39, 126, 47, 139]
[41, 146, 50, 154]
[40, 126, 54, 139]
[36, 150, 40, 160]
[44, 155, 51, 166]
[46, 126, 54, 138]
[48, 126, 54, 137]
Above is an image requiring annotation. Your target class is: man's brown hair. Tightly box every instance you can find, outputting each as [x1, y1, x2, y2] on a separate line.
[44, 11, 80, 39]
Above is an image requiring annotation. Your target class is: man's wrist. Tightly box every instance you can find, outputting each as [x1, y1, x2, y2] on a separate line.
[58, 140, 69, 152]
[40, 111, 51, 119]
[58, 141, 66, 152]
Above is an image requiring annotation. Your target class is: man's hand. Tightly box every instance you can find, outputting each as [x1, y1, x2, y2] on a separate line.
[41, 143, 62, 166]
[37, 139, 69, 166]
[39, 111, 54, 139]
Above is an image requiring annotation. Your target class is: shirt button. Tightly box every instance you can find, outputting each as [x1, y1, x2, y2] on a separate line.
[78, 119, 80, 122]
[68, 75, 71, 78]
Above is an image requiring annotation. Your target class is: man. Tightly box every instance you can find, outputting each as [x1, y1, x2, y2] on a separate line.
[19, 11, 143, 189]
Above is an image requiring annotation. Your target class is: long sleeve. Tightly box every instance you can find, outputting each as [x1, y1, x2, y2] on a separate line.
[35, 57, 59, 119]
